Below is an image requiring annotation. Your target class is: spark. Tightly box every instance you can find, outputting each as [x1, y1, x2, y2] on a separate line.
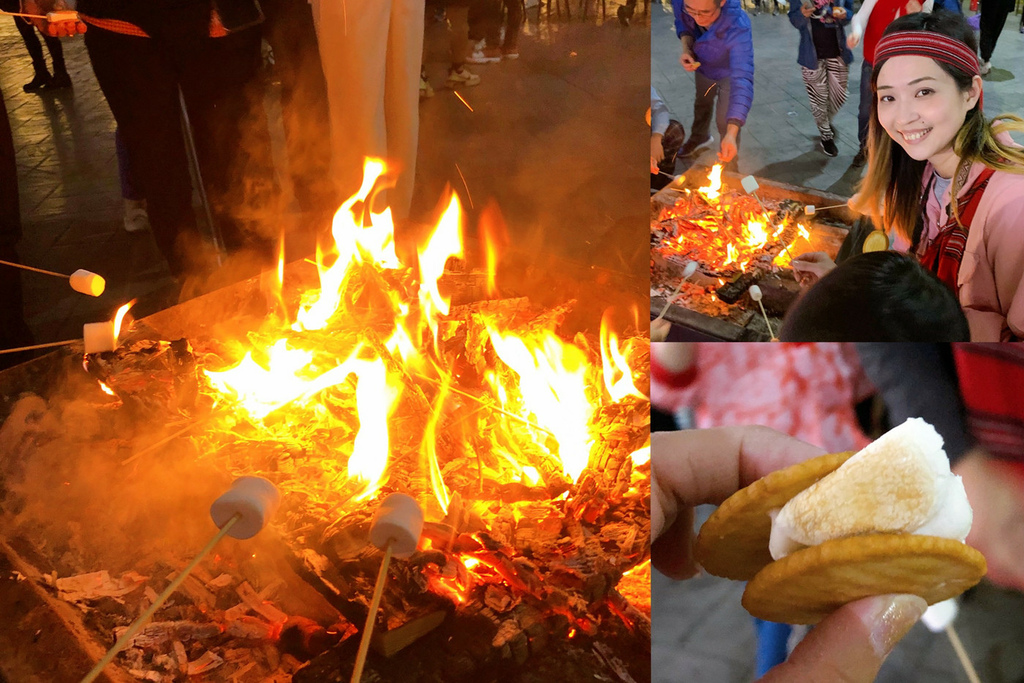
[453, 91, 474, 112]
[454, 163, 475, 209]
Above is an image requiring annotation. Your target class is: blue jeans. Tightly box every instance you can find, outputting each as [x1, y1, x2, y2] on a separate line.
[857, 58, 873, 150]
[754, 618, 792, 676]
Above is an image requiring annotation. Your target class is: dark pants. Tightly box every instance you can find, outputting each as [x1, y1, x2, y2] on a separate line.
[857, 58, 873, 150]
[1, 89, 33, 364]
[262, 0, 336, 216]
[979, 0, 1015, 61]
[0, 0, 66, 77]
[114, 128, 144, 201]
[481, 0, 524, 51]
[692, 72, 740, 147]
[85, 15, 278, 276]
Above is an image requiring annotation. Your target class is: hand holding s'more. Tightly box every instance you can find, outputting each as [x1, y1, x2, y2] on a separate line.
[693, 418, 985, 625]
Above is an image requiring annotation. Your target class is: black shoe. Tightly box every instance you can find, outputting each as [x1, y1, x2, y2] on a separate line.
[23, 72, 52, 93]
[678, 134, 712, 158]
[617, 5, 631, 25]
[44, 72, 72, 90]
[851, 147, 868, 167]
[820, 137, 838, 157]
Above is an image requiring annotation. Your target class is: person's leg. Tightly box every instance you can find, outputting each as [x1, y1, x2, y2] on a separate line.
[802, 61, 833, 139]
[384, 0, 426, 224]
[178, 26, 280, 256]
[825, 57, 849, 128]
[856, 58, 873, 152]
[445, 3, 481, 86]
[10, 16, 52, 90]
[690, 71, 715, 142]
[316, 0, 393, 207]
[85, 27, 200, 277]
[42, 32, 71, 86]
[501, 0, 523, 54]
[262, 0, 337, 218]
[978, 0, 1011, 62]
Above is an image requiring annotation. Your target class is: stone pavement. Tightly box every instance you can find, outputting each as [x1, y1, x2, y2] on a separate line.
[652, 0, 1024, 197]
[1, 1, 648, 356]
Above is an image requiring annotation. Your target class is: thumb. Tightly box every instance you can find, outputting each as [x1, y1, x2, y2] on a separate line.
[760, 594, 927, 683]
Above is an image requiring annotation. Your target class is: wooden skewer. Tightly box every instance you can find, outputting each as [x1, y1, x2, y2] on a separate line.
[945, 623, 982, 683]
[0, 9, 47, 18]
[0, 258, 70, 279]
[80, 514, 242, 683]
[0, 339, 78, 355]
[756, 299, 776, 341]
[653, 279, 686, 323]
[351, 539, 394, 683]
[811, 202, 849, 212]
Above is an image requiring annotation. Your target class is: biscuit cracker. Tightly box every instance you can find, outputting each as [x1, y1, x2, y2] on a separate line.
[742, 534, 986, 624]
[694, 451, 854, 580]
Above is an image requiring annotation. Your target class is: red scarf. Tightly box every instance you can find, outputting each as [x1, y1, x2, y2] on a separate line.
[916, 167, 996, 292]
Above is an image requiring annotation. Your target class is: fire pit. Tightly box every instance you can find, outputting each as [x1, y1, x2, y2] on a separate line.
[651, 166, 852, 340]
[0, 162, 650, 682]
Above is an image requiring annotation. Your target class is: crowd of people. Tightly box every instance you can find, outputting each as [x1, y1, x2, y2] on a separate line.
[0, 0, 528, 364]
[652, 0, 1024, 341]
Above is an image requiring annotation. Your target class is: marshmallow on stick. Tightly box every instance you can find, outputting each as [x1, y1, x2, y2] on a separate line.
[769, 418, 973, 560]
[70, 269, 106, 296]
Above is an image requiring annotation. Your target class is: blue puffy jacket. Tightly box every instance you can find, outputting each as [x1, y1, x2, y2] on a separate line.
[787, 0, 855, 70]
[672, 0, 755, 126]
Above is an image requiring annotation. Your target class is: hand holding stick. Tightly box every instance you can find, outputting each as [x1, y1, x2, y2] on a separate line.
[748, 285, 777, 341]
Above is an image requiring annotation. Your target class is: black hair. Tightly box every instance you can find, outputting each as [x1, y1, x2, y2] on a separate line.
[780, 251, 970, 341]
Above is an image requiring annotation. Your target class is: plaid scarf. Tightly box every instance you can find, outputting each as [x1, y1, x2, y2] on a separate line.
[954, 343, 1024, 461]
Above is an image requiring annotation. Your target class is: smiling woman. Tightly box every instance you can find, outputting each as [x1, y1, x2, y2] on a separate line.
[792, 11, 1024, 342]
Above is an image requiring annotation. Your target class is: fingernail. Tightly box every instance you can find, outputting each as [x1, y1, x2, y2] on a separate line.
[857, 594, 928, 658]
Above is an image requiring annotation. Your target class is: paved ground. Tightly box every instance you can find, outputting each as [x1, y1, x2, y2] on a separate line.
[652, 0, 1024, 197]
[1, 0, 648, 355]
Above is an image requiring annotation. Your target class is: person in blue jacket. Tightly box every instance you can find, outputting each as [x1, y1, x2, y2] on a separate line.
[672, 0, 754, 166]
[788, 0, 855, 157]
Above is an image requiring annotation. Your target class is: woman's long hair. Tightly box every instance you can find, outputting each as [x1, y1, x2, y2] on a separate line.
[852, 11, 1024, 244]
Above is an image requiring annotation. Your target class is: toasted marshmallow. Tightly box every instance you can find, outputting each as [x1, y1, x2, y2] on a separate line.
[769, 418, 972, 560]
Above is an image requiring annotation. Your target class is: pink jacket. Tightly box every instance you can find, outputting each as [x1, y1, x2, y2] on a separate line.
[892, 160, 1024, 341]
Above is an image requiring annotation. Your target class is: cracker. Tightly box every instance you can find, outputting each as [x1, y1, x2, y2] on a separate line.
[694, 451, 855, 580]
[742, 534, 987, 624]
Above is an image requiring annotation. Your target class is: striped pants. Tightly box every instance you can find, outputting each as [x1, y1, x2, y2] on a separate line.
[800, 57, 848, 141]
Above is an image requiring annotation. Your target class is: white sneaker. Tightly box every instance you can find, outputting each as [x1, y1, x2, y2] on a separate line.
[446, 66, 481, 87]
[420, 75, 434, 98]
[466, 49, 501, 64]
[980, 60, 991, 75]
[123, 199, 150, 233]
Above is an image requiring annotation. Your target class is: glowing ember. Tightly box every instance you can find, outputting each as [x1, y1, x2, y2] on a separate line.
[97, 381, 116, 397]
[630, 445, 650, 467]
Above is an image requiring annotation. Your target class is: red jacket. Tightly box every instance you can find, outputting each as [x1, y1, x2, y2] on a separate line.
[954, 344, 1024, 461]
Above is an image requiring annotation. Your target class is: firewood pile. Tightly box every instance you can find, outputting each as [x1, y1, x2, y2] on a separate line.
[0, 265, 650, 682]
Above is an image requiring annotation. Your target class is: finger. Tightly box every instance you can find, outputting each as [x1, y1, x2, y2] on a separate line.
[652, 507, 697, 579]
[761, 594, 926, 683]
[651, 427, 825, 512]
[78, 21, 88, 33]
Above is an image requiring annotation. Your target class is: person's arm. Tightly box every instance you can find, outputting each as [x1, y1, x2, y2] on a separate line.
[651, 88, 671, 137]
[788, 0, 809, 29]
[847, 0, 878, 47]
[719, 19, 753, 161]
[837, 0, 854, 26]
[854, 343, 974, 465]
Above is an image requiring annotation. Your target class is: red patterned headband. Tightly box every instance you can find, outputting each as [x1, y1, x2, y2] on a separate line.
[875, 30, 980, 77]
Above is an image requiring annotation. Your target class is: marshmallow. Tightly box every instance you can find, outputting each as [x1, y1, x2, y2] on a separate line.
[921, 599, 959, 633]
[83, 322, 116, 354]
[70, 269, 106, 297]
[769, 418, 972, 560]
[804, 205, 816, 216]
[369, 493, 424, 559]
[741, 175, 759, 195]
[681, 261, 698, 279]
[748, 284, 763, 302]
[210, 476, 281, 540]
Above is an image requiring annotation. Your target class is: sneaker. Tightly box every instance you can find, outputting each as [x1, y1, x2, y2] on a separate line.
[980, 60, 991, 75]
[420, 74, 434, 99]
[617, 5, 631, 25]
[820, 137, 839, 157]
[467, 48, 501, 64]
[678, 134, 712, 158]
[851, 147, 868, 168]
[23, 72, 52, 93]
[446, 66, 481, 88]
[123, 199, 150, 233]
[502, 48, 520, 60]
[1019, 23, 1023, 33]
[44, 71, 72, 90]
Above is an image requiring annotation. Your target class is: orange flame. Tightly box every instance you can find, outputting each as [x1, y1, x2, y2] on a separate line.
[630, 445, 650, 467]
[479, 203, 508, 299]
[98, 381, 115, 396]
[699, 164, 723, 202]
[600, 311, 643, 402]
[423, 377, 452, 514]
[113, 300, 136, 340]
[417, 193, 464, 348]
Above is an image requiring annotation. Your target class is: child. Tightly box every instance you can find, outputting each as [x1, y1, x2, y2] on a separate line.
[782, 251, 970, 341]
